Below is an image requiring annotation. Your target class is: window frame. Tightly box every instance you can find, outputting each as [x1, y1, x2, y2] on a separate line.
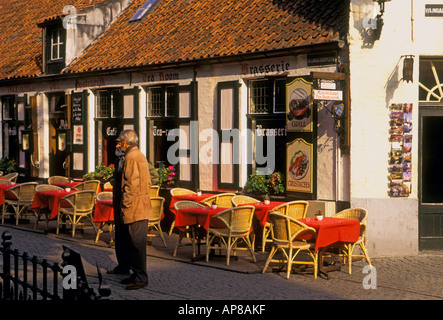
[50, 28, 64, 61]
[248, 77, 287, 115]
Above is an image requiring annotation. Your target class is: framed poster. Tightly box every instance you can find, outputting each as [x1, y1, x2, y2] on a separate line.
[286, 78, 313, 132]
[73, 125, 83, 145]
[286, 138, 313, 193]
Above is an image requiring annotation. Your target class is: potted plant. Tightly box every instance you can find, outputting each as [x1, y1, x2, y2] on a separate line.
[196, 188, 202, 196]
[0, 158, 17, 174]
[83, 163, 115, 184]
[157, 165, 176, 189]
[244, 171, 286, 199]
[211, 200, 217, 209]
[315, 209, 324, 221]
[264, 194, 270, 205]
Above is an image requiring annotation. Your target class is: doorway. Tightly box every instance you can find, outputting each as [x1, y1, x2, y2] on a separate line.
[419, 107, 443, 250]
[48, 93, 69, 177]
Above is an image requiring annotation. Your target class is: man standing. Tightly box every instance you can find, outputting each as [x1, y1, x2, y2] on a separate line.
[107, 138, 131, 276]
[112, 129, 152, 290]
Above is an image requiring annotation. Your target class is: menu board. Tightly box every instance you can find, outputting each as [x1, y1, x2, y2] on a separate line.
[286, 138, 313, 194]
[72, 94, 83, 123]
[388, 103, 413, 197]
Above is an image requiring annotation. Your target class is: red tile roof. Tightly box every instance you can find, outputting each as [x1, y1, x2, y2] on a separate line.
[0, 0, 111, 81]
[0, 0, 348, 81]
[66, 0, 347, 73]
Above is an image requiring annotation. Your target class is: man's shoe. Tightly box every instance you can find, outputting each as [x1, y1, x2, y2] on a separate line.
[106, 267, 130, 275]
[125, 281, 147, 290]
[120, 277, 135, 285]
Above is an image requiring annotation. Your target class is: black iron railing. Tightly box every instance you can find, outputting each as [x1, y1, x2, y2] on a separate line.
[0, 230, 110, 300]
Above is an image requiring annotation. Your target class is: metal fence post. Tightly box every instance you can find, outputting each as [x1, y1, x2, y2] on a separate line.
[1, 231, 13, 300]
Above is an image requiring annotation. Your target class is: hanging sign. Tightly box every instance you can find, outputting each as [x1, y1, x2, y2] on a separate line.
[313, 89, 343, 101]
[286, 78, 313, 132]
[286, 138, 313, 194]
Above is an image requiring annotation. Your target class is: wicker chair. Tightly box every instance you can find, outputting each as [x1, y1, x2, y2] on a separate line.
[206, 205, 256, 266]
[73, 180, 101, 196]
[262, 201, 309, 252]
[56, 190, 97, 238]
[168, 187, 196, 235]
[150, 185, 160, 197]
[95, 191, 114, 243]
[0, 179, 14, 185]
[34, 184, 63, 230]
[103, 181, 113, 190]
[262, 212, 318, 279]
[170, 188, 196, 196]
[200, 193, 236, 208]
[173, 200, 207, 258]
[48, 176, 69, 184]
[1, 182, 38, 225]
[2, 172, 18, 183]
[332, 208, 371, 274]
[231, 195, 260, 207]
[147, 196, 167, 247]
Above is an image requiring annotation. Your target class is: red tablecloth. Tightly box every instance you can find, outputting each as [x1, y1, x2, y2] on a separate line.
[240, 201, 285, 227]
[175, 206, 228, 232]
[31, 190, 78, 219]
[169, 193, 217, 215]
[0, 183, 17, 206]
[298, 217, 360, 251]
[93, 199, 114, 223]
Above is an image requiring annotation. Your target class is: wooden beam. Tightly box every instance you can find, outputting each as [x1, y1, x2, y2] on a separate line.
[310, 72, 346, 81]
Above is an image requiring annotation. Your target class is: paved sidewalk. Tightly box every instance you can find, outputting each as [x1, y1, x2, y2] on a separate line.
[1, 223, 442, 302]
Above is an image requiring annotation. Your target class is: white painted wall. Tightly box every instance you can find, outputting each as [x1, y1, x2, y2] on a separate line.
[348, 0, 443, 256]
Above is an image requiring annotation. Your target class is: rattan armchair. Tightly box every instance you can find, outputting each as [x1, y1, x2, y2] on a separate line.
[1, 182, 38, 225]
[262, 212, 318, 279]
[103, 181, 112, 190]
[332, 208, 371, 274]
[48, 176, 69, 184]
[170, 188, 196, 196]
[150, 185, 160, 197]
[73, 180, 100, 196]
[261, 200, 309, 252]
[168, 187, 196, 235]
[200, 193, 236, 208]
[34, 184, 63, 230]
[0, 179, 14, 185]
[147, 196, 167, 247]
[173, 200, 207, 258]
[231, 195, 260, 207]
[56, 190, 97, 238]
[95, 191, 114, 243]
[206, 205, 256, 266]
[2, 172, 18, 183]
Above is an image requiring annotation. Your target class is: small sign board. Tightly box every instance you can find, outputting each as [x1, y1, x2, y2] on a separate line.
[313, 89, 343, 101]
[425, 4, 443, 17]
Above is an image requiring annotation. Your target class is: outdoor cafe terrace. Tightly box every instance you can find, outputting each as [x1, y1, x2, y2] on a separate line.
[0, 173, 371, 280]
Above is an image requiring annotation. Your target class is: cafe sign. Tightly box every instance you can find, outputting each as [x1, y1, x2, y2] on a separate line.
[286, 78, 313, 132]
[286, 138, 313, 194]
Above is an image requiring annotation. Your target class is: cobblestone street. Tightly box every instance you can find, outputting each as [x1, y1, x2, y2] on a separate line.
[1, 224, 442, 303]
